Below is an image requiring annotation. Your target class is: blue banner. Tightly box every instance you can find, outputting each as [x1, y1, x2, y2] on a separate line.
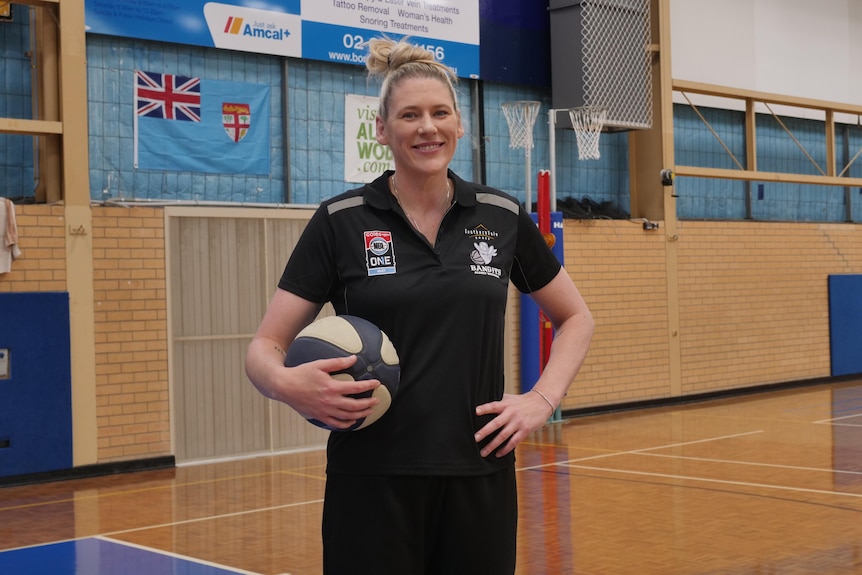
[85, 0, 301, 47]
[86, 0, 481, 79]
[134, 72, 271, 175]
[301, 22, 480, 79]
[86, 1, 549, 86]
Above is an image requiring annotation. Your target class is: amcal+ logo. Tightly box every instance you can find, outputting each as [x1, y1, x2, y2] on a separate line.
[223, 16, 291, 41]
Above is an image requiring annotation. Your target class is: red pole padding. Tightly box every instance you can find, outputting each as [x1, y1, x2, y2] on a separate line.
[537, 171, 553, 374]
[538, 170, 550, 236]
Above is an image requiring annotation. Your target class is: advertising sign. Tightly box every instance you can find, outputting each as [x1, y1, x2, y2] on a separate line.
[344, 94, 393, 183]
[85, 0, 479, 79]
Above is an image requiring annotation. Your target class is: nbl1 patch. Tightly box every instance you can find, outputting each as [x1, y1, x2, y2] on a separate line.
[364, 231, 396, 276]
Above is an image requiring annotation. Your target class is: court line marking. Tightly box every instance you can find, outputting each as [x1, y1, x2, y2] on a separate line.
[276, 469, 326, 481]
[517, 430, 764, 472]
[780, 397, 862, 414]
[634, 452, 862, 476]
[176, 446, 326, 468]
[560, 463, 862, 500]
[102, 498, 325, 538]
[0, 466, 326, 513]
[96, 535, 263, 575]
[0, 498, 325, 555]
[0, 540, 67, 554]
[813, 413, 862, 426]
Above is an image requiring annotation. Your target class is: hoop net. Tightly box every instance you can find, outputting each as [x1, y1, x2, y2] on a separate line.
[502, 101, 541, 150]
[568, 106, 608, 160]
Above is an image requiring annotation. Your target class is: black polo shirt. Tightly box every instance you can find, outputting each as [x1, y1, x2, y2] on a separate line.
[279, 170, 561, 476]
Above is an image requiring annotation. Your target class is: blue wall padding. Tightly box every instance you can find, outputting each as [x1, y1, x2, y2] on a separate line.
[520, 212, 564, 392]
[828, 275, 862, 377]
[0, 292, 73, 477]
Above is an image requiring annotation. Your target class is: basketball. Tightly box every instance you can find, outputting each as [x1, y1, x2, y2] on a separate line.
[283, 315, 400, 431]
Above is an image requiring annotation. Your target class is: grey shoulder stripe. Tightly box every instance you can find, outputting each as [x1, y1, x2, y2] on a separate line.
[327, 196, 365, 215]
[476, 192, 519, 215]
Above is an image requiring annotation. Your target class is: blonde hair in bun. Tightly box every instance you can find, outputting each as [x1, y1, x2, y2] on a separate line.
[366, 36, 459, 121]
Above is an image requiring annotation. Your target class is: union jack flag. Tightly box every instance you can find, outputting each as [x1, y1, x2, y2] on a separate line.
[135, 71, 201, 122]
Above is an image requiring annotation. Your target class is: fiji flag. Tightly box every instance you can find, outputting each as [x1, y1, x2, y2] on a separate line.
[134, 71, 270, 175]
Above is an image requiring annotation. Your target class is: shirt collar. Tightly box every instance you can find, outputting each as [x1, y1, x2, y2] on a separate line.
[364, 169, 479, 210]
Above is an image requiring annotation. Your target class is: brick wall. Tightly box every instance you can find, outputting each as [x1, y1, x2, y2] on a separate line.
[675, 221, 861, 395]
[3, 205, 861, 463]
[0, 204, 65, 292]
[560, 219, 862, 411]
[561, 220, 673, 408]
[91, 207, 170, 461]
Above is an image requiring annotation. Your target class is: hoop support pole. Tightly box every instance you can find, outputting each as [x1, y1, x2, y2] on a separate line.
[501, 100, 541, 213]
[548, 109, 560, 212]
[525, 147, 532, 213]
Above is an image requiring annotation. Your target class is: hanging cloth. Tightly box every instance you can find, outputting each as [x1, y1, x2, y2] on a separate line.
[0, 199, 22, 274]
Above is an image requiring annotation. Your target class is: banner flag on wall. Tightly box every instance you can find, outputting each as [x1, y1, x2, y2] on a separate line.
[133, 70, 271, 175]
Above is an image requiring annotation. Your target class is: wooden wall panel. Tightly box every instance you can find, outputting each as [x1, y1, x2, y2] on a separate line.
[173, 339, 268, 461]
[264, 218, 332, 451]
[168, 209, 328, 462]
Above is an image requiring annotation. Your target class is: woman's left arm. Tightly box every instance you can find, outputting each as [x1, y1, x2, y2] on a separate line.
[474, 267, 594, 457]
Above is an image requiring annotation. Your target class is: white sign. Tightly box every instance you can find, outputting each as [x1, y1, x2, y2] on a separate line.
[302, 0, 479, 44]
[344, 94, 394, 183]
[300, 0, 479, 78]
[204, 3, 303, 57]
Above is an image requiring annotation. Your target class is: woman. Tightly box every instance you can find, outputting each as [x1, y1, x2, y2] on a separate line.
[245, 37, 594, 574]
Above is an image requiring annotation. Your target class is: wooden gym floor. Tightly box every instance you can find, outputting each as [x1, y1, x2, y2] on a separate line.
[1, 377, 861, 574]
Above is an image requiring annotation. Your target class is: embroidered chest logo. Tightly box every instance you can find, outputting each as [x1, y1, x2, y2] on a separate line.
[364, 231, 396, 276]
[465, 224, 502, 279]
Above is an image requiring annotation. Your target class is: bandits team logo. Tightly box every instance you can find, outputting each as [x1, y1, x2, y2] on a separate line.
[471, 242, 497, 265]
[465, 224, 502, 279]
[469, 241, 502, 278]
[364, 230, 396, 276]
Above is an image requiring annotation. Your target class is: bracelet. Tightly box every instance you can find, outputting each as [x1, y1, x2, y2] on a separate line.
[532, 388, 555, 412]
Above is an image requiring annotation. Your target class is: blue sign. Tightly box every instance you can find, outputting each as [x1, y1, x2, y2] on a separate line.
[85, 0, 481, 79]
[301, 21, 480, 79]
[85, 1, 301, 47]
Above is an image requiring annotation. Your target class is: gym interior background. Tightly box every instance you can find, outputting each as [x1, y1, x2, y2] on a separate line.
[1, 0, 861, 480]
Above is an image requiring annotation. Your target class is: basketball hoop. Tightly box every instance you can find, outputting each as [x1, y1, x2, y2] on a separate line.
[568, 106, 608, 160]
[502, 101, 542, 212]
[502, 100, 541, 150]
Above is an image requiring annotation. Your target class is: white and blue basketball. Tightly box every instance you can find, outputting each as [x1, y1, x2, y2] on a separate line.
[283, 315, 400, 431]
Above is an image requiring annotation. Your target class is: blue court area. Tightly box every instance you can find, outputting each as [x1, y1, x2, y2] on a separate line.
[0, 537, 256, 575]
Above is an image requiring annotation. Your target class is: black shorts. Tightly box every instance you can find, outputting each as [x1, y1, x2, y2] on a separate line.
[322, 467, 517, 575]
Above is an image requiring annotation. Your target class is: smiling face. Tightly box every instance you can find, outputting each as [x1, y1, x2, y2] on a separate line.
[376, 75, 464, 180]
